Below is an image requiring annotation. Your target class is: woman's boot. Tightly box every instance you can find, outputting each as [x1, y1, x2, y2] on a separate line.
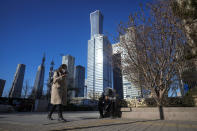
[57, 105, 67, 122]
[47, 112, 54, 120]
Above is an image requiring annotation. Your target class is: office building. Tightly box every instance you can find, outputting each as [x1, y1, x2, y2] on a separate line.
[0, 79, 6, 97]
[87, 10, 112, 99]
[112, 43, 141, 99]
[112, 53, 123, 99]
[123, 77, 141, 99]
[9, 64, 26, 98]
[31, 55, 45, 99]
[62, 55, 75, 98]
[74, 65, 85, 97]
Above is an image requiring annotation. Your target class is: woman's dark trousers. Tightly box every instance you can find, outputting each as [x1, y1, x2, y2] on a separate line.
[48, 104, 63, 119]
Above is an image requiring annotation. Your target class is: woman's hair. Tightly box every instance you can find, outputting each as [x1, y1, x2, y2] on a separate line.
[59, 64, 67, 70]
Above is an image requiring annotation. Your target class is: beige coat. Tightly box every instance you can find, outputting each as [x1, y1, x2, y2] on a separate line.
[51, 71, 67, 105]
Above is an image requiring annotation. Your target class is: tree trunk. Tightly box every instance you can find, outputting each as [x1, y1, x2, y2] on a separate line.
[141, 86, 143, 98]
[158, 105, 164, 120]
[157, 92, 165, 120]
[153, 95, 165, 120]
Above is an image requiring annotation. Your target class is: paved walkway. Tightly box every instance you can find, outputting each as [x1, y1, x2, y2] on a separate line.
[0, 111, 197, 131]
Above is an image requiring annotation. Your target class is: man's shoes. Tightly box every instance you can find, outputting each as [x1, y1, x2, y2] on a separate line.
[99, 115, 104, 119]
[58, 117, 68, 122]
[110, 116, 116, 119]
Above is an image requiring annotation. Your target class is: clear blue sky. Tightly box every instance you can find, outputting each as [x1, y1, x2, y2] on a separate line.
[0, 0, 151, 96]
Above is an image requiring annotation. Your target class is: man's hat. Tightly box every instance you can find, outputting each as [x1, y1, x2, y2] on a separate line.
[104, 87, 113, 97]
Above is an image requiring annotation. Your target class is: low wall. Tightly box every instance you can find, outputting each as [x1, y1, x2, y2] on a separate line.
[34, 99, 48, 112]
[121, 107, 197, 121]
[0, 104, 14, 113]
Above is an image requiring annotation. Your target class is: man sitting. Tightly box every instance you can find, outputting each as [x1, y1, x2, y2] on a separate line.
[98, 88, 117, 118]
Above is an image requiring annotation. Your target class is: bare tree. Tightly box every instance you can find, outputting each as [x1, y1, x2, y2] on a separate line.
[172, 0, 197, 59]
[172, 0, 197, 90]
[116, 0, 187, 119]
[22, 80, 32, 98]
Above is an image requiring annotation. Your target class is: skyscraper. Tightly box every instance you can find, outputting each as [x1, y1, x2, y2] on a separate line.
[0, 79, 6, 97]
[31, 55, 45, 99]
[9, 64, 26, 98]
[112, 43, 125, 99]
[90, 10, 103, 38]
[123, 78, 141, 99]
[112, 53, 123, 99]
[62, 55, 75, 78]
[112, 41, 141, 99]
[62, 55, 75, 98]
[74, 65, 85, 97]
[87, 10, 112, 99]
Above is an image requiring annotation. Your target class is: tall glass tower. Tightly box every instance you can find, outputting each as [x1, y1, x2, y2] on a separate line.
[90, 10, 103, 38]
[9, 64, 26, 98]
[31, 55, 45, 99]
[62, 55, 75, 78]
[62, 55, 75, 98]
[112, 42, 141, 99]
[87, 10, 112, 99]
[74, 65, 85, 97]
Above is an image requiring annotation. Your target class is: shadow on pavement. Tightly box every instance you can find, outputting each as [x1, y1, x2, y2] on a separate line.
[79, 117, 98, 120]
[50, 119, 160, 131]
[0, 116, 7, 119]
[43, 117, 98, 125]
[43, 120, 71, 125]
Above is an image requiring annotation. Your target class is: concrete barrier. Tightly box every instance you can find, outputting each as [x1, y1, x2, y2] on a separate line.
[34, 99, 48, 112]
[121, 107, 197, 121]
[0, 104, 15, 113]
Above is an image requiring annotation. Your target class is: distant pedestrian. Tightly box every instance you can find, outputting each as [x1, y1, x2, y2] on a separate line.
[47, 64, 68, 122]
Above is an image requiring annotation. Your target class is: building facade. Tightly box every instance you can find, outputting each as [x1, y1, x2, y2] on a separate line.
[62, 55, 75, 78]
[0, 79, 6, 97]
[31, 55, 45, 99]
[9, 64, 26, 98]
[112, 53, 124, 99]
[112, 43, 141, 99]
[62, 55, 75, 98]
[74, 65, 85, 97]
[90, 10, 103, 38]
[84, 79, 87, 98]
[123, 77, 141, 99]
[87, 10, 112, 99]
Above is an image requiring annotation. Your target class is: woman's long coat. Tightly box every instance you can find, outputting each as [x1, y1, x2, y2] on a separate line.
[51, 71, 67, 105]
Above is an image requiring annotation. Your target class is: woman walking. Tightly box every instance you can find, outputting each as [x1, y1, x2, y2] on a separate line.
[47, 64, 68, 122]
